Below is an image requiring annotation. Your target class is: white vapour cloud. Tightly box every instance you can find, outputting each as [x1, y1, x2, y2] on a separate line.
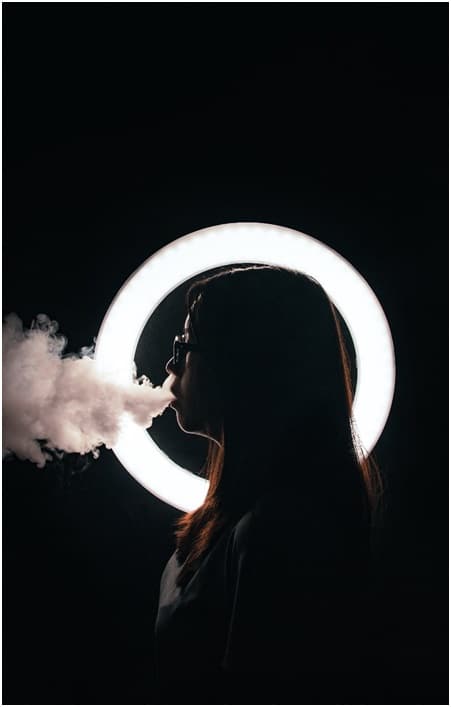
[2, 313, 174, 467]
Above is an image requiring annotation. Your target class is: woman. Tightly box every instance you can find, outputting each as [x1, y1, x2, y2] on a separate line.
[155, 265, 380, 704]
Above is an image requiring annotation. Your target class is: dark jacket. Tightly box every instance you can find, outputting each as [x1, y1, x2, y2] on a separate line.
[155, 485, 370, 704]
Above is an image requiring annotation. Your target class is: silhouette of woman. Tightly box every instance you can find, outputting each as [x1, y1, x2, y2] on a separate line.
[155, 265, 379, 704]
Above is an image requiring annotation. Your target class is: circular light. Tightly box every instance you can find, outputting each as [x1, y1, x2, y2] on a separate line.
[95, 223, 395, 512]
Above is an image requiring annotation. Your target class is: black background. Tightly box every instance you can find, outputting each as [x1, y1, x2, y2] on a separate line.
[4, 3, 448, 704]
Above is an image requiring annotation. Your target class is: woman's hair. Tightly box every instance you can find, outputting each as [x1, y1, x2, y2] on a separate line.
[174, 265, 381, 587]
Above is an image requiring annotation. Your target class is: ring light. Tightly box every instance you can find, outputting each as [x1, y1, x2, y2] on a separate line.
[95, 223, 395, 511]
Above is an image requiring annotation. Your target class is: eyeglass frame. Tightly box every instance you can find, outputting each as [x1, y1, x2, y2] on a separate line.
[172, 333, 203, 366]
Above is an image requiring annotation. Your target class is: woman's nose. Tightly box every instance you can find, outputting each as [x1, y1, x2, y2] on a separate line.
[165, 356, 178, 376]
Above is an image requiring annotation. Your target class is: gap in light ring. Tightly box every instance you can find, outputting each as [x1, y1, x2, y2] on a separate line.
[95, 223, 396, 512]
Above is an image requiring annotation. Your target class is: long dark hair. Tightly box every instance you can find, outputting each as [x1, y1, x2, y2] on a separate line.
[175, 265, 381, 587]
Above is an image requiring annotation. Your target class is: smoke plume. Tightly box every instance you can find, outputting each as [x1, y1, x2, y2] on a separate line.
[3, 313, 175, 467]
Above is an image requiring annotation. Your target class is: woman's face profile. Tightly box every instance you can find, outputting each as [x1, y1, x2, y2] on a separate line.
[165, 314, 223, 446]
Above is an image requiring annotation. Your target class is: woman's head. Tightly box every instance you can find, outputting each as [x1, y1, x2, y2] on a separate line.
[166, 265, 379, 584]
[167, 266, 353, 465]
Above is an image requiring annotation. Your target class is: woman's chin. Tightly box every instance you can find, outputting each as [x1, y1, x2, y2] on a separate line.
[170, 402, 204, 436]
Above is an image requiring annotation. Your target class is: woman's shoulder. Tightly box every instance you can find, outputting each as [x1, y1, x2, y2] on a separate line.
[233, 484, 328, 535]
[230, 486, 319, 556]
[229, 483, 369, 575]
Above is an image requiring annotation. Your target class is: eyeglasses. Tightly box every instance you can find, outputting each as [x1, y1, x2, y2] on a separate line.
[172, 334, 203, 366]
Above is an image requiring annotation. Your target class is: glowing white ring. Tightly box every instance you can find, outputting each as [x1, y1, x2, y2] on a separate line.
[95, 223, 395, 512]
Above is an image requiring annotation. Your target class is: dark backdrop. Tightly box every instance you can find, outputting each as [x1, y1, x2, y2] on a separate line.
[4, 4, 448, 704]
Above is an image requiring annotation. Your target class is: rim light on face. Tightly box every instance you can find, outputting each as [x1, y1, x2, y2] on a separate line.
[95, 223, 396, 512]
